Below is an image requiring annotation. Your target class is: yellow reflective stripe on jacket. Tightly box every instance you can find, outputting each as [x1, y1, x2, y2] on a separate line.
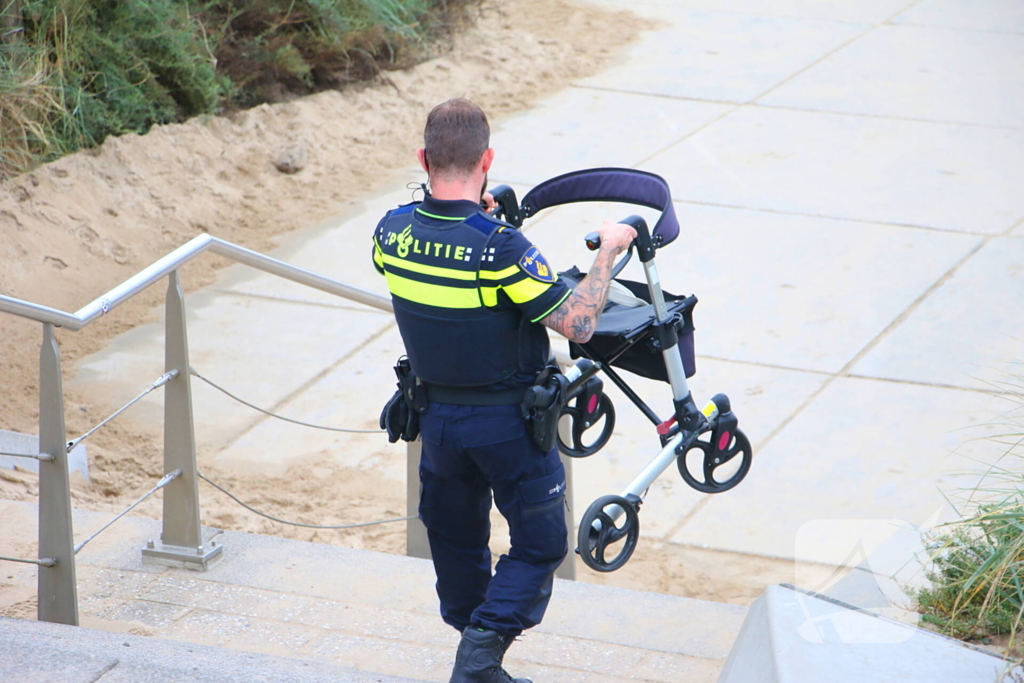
[480, 272, 556, 307]
[502, 276, 551, 304]
[373, 242, 385, 271]
[384, 272, 481, 308]
[479, 264, 520, 281]
[381, 253, 476, 281]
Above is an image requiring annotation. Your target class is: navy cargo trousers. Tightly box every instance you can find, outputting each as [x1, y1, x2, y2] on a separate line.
[417, 402, 568, 637]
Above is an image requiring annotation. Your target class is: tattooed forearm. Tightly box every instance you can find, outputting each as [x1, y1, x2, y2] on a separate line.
[541, 246, 620, 343]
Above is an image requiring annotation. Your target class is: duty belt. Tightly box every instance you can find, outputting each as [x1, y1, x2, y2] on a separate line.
[425, 384, 526, 406]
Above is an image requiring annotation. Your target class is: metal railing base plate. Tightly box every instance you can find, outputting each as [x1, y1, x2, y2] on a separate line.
[141, 540, 223, 571]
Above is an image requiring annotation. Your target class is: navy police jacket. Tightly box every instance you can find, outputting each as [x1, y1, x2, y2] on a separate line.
[373, 195, 570, 389]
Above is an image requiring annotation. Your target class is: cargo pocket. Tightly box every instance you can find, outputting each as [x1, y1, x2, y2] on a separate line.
[513, 464, 568, 562]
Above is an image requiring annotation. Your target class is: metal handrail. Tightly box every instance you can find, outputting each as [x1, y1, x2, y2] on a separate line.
[0, 234, 398, 627]
[0, 232, 578, 628]
[0, 234, 393, 328]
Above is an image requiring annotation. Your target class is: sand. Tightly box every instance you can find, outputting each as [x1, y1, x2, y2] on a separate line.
[0, 0, 808, 616]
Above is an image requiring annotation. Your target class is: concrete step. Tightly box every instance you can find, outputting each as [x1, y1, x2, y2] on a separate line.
[1, 615, 419, 683]
[0, 501, 746, 682]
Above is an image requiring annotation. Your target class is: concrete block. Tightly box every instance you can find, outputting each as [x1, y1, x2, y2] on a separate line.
[577, 9, 867, 103]
[644, 106, 1024, 234]
[760, 25, 1024, 127]
[0, 428, 88, 481]
[718, 585, 1020, 682]
[853, 237, 1024, 391]
[892, 0, 1024, 34]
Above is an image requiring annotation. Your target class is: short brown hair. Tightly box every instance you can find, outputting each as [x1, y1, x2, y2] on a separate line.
[423, 99, 490, 178]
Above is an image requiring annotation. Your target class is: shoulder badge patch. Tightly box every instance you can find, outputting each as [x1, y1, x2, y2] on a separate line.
[519, 246, 556, 283]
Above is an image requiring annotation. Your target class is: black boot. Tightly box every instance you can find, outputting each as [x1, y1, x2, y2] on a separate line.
[448, 627, 534, 683]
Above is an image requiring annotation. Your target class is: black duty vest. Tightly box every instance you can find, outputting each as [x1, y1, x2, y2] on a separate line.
[377, 204, 537, 388]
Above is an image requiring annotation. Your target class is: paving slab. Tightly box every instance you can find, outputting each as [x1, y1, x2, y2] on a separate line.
[577, 8, 868, 103]
[760, 24, 1024, 128]
[488, 88, 731, 186]
[644, 106, 1024, 234]
[587, 0, 914, 24]
[520, 200, 981, 372]
[673, 377, 1010, 567]
[892, 0, 1024, 34]
[853, 237, 1024, 391]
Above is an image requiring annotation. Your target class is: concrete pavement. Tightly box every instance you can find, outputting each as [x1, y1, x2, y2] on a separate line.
[65, 0, 1024, 618]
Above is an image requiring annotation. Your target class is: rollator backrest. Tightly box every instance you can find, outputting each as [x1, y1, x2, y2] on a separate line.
[519, 168, 680, 248]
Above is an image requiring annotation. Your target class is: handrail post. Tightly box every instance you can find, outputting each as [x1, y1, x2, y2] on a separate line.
[406, 439, 430, 559]
[37, 323, 79, 624]
[142, 271, 222, 570]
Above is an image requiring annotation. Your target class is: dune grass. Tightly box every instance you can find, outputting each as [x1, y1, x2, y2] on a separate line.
[0, 0, 471, 177]
[915, 369, 1024, 662]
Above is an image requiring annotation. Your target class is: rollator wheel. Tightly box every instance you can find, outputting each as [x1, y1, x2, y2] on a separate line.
[557, 393, 615, 458]
[577, 494, 640, 573]
[676, 429, 752, 494]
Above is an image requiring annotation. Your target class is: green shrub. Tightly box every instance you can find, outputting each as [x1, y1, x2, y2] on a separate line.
[915, 373, 1024, 660]
[0, 0, 471, 177]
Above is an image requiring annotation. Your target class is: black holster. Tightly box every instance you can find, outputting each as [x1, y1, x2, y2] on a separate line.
[380, 357, 428, 443]
[521, 366, 569, 452]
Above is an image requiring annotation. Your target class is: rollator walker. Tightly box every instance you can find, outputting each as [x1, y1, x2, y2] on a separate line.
[488, 168, 753, 573]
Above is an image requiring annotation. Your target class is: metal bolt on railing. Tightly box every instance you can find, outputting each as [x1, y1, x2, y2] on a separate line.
[0, 450, 55, 462]
[0, 555, 57, 567]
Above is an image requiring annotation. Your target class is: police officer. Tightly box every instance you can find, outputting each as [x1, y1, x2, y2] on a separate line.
[373, 98, 636, 683]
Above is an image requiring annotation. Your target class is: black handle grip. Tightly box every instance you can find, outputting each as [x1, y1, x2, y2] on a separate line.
[620, 214, 647, 232]
[486, 184, 522, 228]
[583, 215, 648, 252]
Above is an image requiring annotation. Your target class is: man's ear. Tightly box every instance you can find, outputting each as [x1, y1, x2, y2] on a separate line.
[416, 148, 429, 173]
[480, 148, 495, 174]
